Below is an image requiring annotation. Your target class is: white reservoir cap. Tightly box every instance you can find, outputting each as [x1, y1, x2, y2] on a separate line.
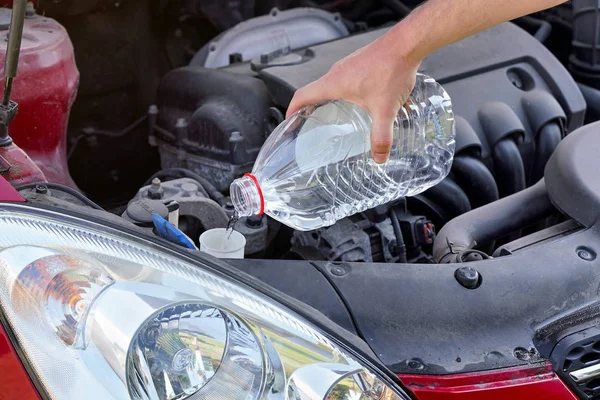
[199, 228, 246, 259]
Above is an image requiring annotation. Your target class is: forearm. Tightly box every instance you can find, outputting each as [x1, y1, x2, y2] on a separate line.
[381, 0, 567, 65]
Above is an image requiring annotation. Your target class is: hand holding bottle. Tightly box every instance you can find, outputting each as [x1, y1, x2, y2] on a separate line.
[287, 37, 420, 164]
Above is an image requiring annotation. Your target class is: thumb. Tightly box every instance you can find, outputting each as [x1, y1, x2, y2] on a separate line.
[370, 110, 395, 164]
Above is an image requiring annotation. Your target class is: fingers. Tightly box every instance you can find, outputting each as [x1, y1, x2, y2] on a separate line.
[370, 110, 395, 164]
[287, 79, 333, 118]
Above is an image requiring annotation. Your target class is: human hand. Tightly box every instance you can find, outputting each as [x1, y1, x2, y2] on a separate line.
[286, 35, 421, 163]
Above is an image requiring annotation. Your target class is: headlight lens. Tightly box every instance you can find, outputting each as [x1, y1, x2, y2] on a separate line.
[0, 205, 407, 400]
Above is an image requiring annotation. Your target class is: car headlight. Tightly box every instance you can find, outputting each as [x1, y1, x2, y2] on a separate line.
[0, 204, 408, 400]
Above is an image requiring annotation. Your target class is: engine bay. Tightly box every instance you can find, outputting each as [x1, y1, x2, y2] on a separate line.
[2, 0, 595, 267]
[8, 2, 600, 395]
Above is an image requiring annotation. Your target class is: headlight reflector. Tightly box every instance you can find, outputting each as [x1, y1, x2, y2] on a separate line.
[0, 206, 407, 400]
[128, 304, 229, 400]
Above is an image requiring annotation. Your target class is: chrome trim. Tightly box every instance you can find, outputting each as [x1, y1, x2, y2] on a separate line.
[570, 363, 600, 383]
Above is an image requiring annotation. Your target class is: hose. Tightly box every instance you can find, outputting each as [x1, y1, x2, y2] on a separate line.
[14, 182, 104, 210]
[433, 179, 554, 263]
[531, 121, 562, 184]
[389, 208, 408, 263]
[451, 155, 499, 209]
[67, 115, 148, 160]
[422, 177, 471, 222]
[144, 168, 228, 206]
[514, 16, 552, 43]
[492, 138, 526, 198]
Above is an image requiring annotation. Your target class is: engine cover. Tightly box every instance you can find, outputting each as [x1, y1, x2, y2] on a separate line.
[153, 68, 272, 192]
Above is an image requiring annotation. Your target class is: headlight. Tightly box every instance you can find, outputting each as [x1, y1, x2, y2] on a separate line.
[0, 205, 408, 400]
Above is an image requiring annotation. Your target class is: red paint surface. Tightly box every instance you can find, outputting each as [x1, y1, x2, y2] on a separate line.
[0, 142, 46, 187]
[399, 363, 578, 400]
[0, 322, 40, 399]
[0, 12, 79, 188]
[0, 174, 25, 202]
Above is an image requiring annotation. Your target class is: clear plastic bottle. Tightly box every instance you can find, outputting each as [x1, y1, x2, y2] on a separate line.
[230, 73, 456, 231]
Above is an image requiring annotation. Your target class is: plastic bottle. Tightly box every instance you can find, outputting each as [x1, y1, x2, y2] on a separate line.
[230, 73, 456, 231]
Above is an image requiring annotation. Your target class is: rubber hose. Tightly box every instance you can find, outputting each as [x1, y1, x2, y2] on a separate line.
[531, 122, 562, 184]
[144, 168, 227, 206]
[422, 177, 471, 222]
[492, 138, 526, 198]
[389, 208, 408, 263]
[433, 179, 554, 263]
[514, 16, 552, 42]
[451, 155, 499, 209]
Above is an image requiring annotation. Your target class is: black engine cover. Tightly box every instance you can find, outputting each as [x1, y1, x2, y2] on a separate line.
[154, 67, 273, 191]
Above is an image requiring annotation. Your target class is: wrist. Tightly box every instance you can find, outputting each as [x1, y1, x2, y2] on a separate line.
[379, 9, 430, 69]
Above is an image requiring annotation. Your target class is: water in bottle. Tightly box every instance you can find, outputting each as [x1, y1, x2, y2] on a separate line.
[230, 73, 455, 231]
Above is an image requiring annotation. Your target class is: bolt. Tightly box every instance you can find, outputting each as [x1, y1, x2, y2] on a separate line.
[330, 264, 347, 277]
[508, 70, 524, 90]
[25, 2, 36, 18]
[513, 347, 532, 361]
[175, 118, 187, 129]
[407, 359, 424, 370]
[463, 252, 484, 262]
[180, 182, 198, 195]
[147, 178, 164, 200]
[454, 266, 482, 289]
[577, 247, 596, 261]
[35, 184, 48, 194]
[511, 76, 523, 89]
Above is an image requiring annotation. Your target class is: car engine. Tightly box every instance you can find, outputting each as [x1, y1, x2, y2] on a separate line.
[5, 0, 594, 266]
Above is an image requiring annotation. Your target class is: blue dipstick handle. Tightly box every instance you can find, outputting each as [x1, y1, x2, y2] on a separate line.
[152, 213, 196, 249]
